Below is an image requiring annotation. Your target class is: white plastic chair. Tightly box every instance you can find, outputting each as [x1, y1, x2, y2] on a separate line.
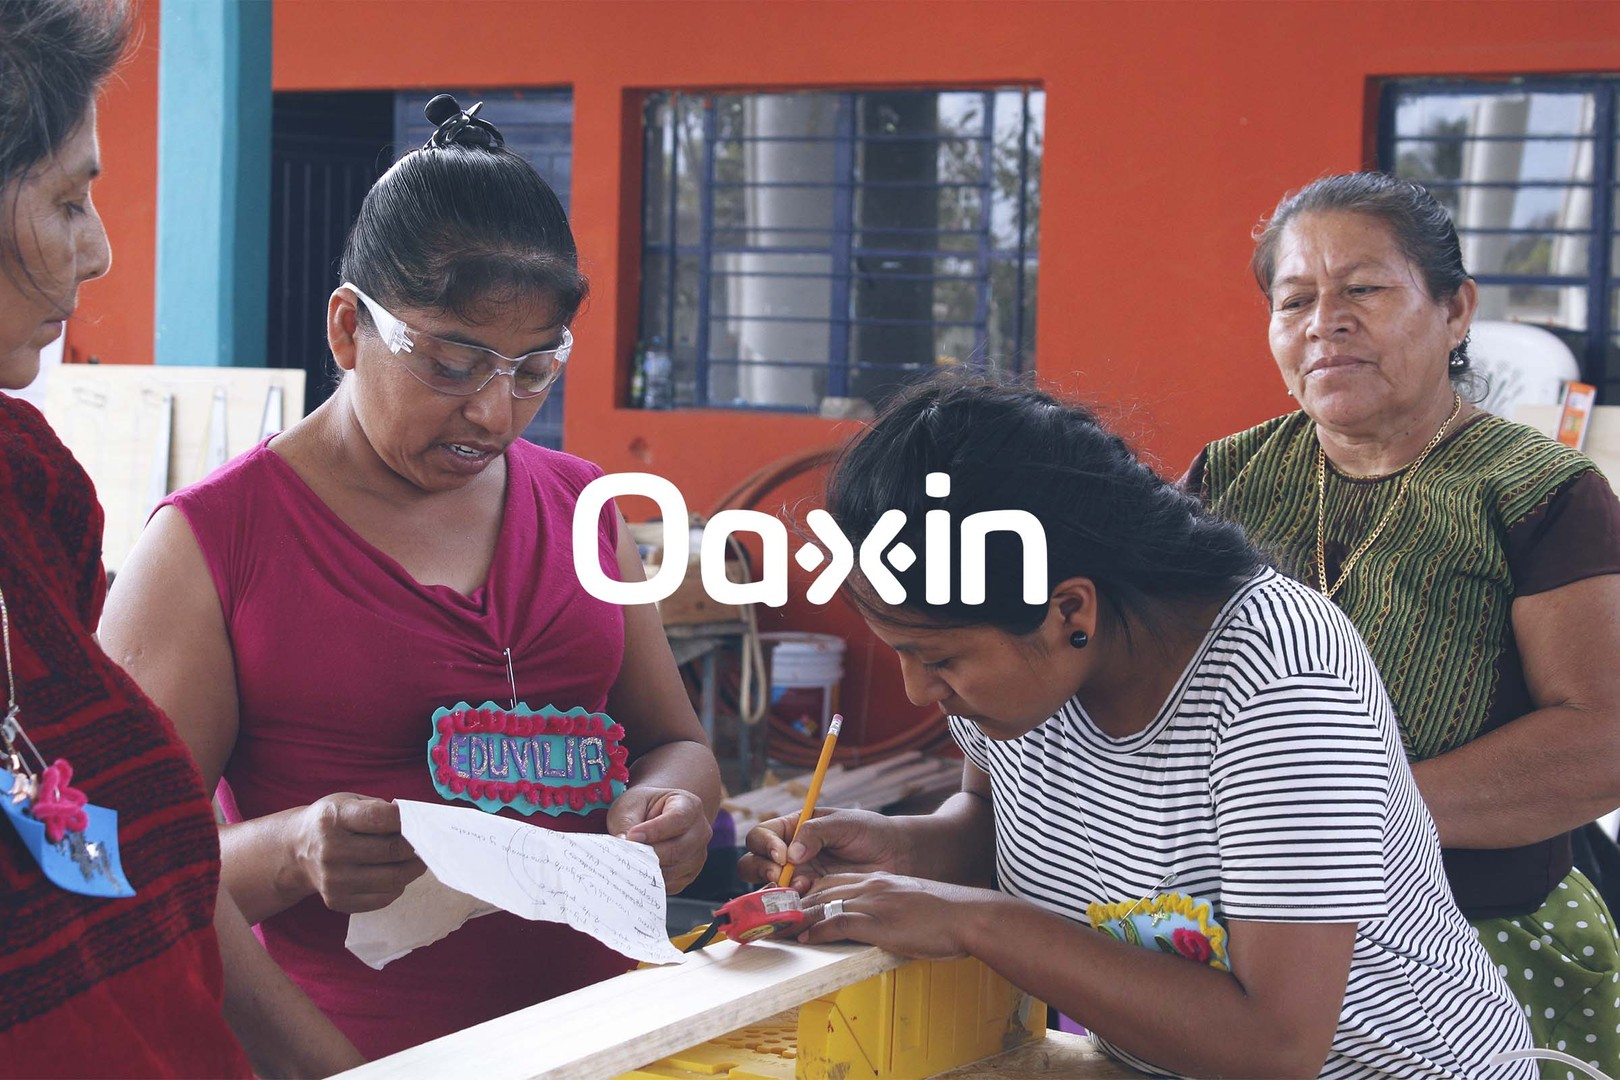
[1466, 319, 1582, 418]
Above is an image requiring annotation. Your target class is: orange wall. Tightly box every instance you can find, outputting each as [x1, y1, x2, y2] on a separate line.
[71, 0, 159, 365]
[258, 0, 1620, 484]
[83, 0, 1620, 748]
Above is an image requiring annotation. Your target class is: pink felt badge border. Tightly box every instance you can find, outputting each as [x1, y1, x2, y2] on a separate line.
[427, 702, 629, 816]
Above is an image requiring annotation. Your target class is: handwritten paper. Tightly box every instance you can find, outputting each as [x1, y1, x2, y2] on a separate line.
[345, 800, 686, 969]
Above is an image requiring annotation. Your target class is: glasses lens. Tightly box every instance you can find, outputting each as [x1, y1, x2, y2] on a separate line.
[510, 358, 561, 398]
[399, 336, 564, 398]
[401, 339, 497, 396]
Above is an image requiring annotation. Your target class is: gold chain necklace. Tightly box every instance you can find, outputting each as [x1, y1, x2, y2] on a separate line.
[1315, 392, 1462, 602]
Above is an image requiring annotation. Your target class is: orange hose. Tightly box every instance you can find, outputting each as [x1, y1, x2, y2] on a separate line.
[705, 444, 953, 766]
[705, 446, 843, 521]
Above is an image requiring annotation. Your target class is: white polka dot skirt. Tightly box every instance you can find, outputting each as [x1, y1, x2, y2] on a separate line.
[1475, 869, 1620, 1077]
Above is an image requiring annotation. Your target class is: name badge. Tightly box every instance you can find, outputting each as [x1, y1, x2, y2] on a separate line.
[1088, 891, 1229, 972]
[427, 702, 629, 816]
[1, 767, 136, 898]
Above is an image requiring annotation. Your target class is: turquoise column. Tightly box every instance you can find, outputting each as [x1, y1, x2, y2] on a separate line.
[154, 0, 271, 366]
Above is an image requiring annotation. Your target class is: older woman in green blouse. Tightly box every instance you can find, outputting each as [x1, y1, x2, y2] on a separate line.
[1192, 170, 1620, 1073]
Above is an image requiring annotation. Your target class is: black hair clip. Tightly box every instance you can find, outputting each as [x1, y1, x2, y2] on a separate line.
[423, 93, 505, 151]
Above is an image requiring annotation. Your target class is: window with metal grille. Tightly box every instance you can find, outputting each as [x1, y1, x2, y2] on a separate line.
[1379, 80, 1618, 400]
[638, 88, 1043, 413]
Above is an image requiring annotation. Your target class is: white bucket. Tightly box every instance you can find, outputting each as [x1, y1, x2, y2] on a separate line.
[761, 632, 844, 735]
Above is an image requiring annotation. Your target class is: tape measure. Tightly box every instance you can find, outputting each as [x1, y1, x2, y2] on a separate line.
[682, 886, 808, 952]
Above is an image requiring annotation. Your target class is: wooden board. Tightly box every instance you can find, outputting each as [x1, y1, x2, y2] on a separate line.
[41, 364, 305, 572]
[641, 556, 750, 626]
[333, 941, 905, 1080]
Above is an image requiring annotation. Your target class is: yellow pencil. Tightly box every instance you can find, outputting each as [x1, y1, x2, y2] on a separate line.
[777, 713, 843, 887]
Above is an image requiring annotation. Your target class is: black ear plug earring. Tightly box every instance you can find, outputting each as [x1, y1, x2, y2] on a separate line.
[1070, 630, 1089, 649]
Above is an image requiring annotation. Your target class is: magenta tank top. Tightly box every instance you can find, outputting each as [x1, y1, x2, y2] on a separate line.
[159, 439, 635, 1059]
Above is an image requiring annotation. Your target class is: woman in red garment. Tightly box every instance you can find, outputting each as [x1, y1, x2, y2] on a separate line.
[0, 1, 361, 1075]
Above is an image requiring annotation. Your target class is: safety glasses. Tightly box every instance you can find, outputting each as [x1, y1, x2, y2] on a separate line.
[342, 282, 572, 399]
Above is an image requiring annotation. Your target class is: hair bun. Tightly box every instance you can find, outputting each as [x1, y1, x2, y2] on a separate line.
[422, 94, 505, 151]
[424, 93, 462, 127]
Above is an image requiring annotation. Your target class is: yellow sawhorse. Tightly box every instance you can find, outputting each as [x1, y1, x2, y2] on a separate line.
[332, 940, 1144, 1080]
[618, 951, 1045, 1079]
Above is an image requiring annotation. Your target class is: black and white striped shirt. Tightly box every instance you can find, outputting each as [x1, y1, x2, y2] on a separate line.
[951, 569, 1534, 1078]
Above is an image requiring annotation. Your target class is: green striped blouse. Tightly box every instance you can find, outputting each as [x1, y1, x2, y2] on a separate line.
[1199, 410, 1594, 761]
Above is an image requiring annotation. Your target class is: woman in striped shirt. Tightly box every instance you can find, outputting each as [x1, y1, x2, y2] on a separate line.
[742, 376, 1534, 1078]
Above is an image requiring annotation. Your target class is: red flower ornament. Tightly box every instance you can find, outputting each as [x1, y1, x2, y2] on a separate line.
[1171, 927, 1213, 964]
[30, 760, 89, 843]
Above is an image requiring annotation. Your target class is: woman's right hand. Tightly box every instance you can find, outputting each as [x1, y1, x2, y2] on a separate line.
[289, 793, 427, 914]
[738, 808, 906, 893]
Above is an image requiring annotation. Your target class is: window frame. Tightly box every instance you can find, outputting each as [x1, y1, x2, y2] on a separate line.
[638, 87, 1042, 412]
[1377, 76, 1619, 397]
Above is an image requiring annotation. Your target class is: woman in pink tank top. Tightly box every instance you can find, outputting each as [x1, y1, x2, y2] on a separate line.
[100, 96, 722, 1061]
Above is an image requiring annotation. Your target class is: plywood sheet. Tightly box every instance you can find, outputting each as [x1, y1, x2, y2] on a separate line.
[334, 941, 904, 1080]
[41, 364, 305, 572]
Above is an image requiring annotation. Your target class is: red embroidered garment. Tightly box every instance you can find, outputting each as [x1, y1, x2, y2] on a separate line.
[0, 395, 251, 1078]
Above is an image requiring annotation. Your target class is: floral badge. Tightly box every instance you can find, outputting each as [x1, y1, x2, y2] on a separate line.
[427, 702, 629, 817]
[1087, 892, 1230, 972]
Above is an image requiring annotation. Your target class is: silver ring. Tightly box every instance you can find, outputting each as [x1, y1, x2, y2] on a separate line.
[823, 899, 846, 919]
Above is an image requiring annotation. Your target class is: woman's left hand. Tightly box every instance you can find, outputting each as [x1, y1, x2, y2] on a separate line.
[797, 872, 995, 961]
[607, 786, 713, 893]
